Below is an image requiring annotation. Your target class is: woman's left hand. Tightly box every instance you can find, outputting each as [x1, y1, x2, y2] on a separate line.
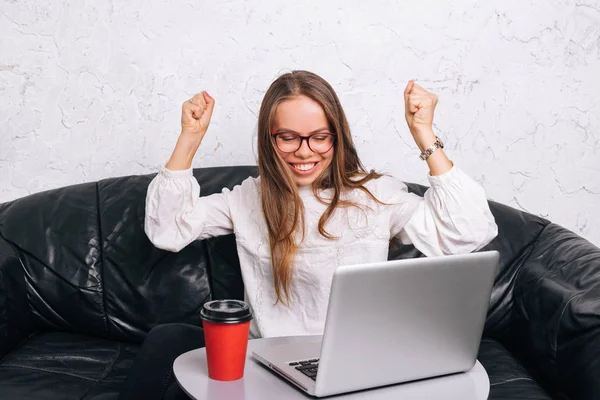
[404, 80, 438, 150]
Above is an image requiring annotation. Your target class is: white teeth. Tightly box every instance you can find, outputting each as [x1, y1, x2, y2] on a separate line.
[294, 163, 316, 171]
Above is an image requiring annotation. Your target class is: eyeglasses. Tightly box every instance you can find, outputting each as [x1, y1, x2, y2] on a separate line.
[271, 131, 336, 154]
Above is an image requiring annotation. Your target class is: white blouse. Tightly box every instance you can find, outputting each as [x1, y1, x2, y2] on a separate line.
[144, 165, 498, 339]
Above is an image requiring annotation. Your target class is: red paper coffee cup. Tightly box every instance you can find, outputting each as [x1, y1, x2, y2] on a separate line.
[200, 300, 253, 381]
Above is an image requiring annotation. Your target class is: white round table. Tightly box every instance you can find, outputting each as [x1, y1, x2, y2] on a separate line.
[174, 335, 490, 399]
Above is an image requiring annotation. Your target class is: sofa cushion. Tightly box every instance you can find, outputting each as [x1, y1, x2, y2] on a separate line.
[478, 338, 552, 400]
[0, 182, 106, 336]
[510, 223, 600, 400]
[0, 332, 139, 400]
[0, 334, 552, 400]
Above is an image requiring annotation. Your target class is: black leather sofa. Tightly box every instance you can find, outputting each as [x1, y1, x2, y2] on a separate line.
[0, 166, 598, 400]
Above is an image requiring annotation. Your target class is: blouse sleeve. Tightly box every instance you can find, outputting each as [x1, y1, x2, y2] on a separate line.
[144, 166, 239, 252]
[387, 165, 498, 257]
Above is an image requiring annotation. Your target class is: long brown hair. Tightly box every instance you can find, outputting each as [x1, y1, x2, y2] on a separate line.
[257, 70, 382, 306]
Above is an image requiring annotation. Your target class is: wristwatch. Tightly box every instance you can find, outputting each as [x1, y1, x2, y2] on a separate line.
[419, 137, 444, 160]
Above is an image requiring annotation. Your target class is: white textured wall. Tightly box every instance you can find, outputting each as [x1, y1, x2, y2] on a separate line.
[1, 1, 599, 246]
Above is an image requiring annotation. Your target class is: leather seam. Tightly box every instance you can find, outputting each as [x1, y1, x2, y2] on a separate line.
[512, 223, 548, 284]
[508, 222, 550, 322]
[95, 182, 110, 337]
[522, 223, 559, 290]
[78, 342, 122, 400]
[554, 292, 585, 375]
[99, 341, 121, 381]
[490, 377, 533, 386]
[0, 363, 100, 382]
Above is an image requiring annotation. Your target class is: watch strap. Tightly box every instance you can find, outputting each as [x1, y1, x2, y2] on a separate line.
[419, 137, 444, 160]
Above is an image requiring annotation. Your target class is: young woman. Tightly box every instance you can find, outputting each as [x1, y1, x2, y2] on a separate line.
[119, 70, 498, 399]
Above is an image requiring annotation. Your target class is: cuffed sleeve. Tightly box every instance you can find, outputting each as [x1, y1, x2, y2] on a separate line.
[144, 166, 235, 252]
[391, 165, 498, 256]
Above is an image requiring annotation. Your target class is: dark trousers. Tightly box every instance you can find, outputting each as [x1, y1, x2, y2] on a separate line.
[118, 323, 205, 400]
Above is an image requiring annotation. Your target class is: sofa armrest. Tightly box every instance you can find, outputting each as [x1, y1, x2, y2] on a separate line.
[510, 223, 600, 400]
[0, 235, 32, 358]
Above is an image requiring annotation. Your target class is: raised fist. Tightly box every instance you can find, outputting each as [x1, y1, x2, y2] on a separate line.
[181, 91, 215, 139]
[404, 81, 438, 138]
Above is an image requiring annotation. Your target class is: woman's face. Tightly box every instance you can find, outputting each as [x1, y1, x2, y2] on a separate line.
[272, 95, 335, 187]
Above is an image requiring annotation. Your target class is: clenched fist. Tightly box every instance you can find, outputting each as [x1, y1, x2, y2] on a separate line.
[404, 81, 438, 147]
[181, 91, 215, 140]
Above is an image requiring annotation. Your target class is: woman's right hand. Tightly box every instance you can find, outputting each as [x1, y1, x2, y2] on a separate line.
[181, 91, 215, 140]
[165, 91, 216, 171]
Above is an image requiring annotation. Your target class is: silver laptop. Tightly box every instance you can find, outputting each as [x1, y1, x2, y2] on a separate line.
[252, 250, 499, 397]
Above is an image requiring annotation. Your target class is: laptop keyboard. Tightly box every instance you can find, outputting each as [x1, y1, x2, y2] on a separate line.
[288, 358, 319, 380]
